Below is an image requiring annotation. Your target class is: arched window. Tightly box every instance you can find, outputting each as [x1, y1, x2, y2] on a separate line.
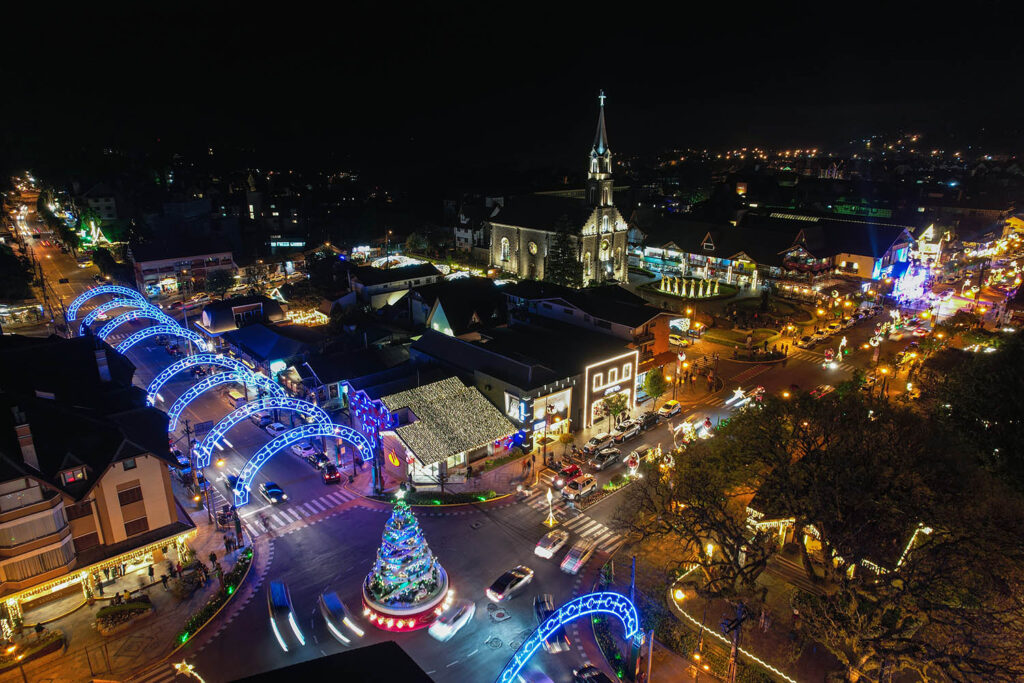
[500, 237, 510, 261]
[615, 247, 622, 269]
[583, 252, 592, 279]
[602, 215, 610, 233]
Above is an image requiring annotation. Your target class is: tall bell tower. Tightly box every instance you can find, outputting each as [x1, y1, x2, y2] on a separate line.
[586, 90, 613, 208]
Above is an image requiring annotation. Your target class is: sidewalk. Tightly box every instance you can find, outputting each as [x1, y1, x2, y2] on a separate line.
[0, 498, 246, 682]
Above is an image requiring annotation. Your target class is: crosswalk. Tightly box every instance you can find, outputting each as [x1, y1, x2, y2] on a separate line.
[521, 482, 625, 554]
[787, 348, 857, 373]
[205, 484, 359, 537]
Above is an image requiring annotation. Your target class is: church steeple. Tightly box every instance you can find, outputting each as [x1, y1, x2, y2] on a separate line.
[587, 90, 613, 207]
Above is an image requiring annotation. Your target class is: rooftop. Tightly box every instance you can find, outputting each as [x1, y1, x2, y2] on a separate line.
[128, 237, 234, 263]
[485, 193, 596, 233]
[382, 376, 516, 465]
[352, 264, 442, 286]
[222, 323, 323, 363]
[502, 280, 663, 329]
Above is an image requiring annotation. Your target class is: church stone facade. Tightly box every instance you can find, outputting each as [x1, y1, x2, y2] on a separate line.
[489, 92, 628, 286]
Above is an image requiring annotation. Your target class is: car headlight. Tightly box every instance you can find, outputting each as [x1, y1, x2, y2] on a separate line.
[271, 497, 278, 502]
[282, 494, 289, 500]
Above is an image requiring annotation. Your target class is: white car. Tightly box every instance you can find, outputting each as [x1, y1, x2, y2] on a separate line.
[582, 433, 612, 454]
[428, 599, 475, 642]
[795, 335, 815, 349]
[290, 442, 318, 458]
[658, 400, 681, 418]
[611, 420, 640, 443]
[535, 529, 570, 559]
[265, 422, 288, 437]
[560, 540, 597, 574]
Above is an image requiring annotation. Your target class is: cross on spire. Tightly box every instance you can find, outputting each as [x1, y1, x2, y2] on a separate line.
[598, 90, 606, 107]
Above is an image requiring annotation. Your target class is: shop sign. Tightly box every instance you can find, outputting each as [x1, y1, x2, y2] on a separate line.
[603, 384, 622, 396]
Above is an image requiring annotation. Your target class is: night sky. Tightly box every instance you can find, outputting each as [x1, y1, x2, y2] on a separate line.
[3, 2, 1023, 176]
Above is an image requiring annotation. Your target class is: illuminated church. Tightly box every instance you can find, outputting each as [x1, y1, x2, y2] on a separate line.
[487, 92, 629, 285]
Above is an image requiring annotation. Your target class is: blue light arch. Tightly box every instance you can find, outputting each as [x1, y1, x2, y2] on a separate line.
[98, 308, 177, 340]
[79, 298, 149, 335]
[232, 423, 371, 507]
[67, 285, 148, 321]
[115, 324, 210, 355]
[165, 371, 284, 432]
[147, 353, 258, 404]
[195, 397, 332, 468]
[496, 592, 640, 683]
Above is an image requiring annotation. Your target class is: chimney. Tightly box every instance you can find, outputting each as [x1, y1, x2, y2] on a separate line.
[95, 349, 111, 382]
[11, 408, 39, 471]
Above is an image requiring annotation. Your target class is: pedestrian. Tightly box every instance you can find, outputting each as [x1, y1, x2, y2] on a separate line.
[97, 579, 104, 597]
[167, 560, 176, 579]
[224, 535, 232, 554]
[531, 454, 536, 469]
[763, 340, 769, 352]
[161, 574, 169, 590]
[176, 561, 183, 576]
[122, 589, 131, 603]
[103, 567, 110, 581]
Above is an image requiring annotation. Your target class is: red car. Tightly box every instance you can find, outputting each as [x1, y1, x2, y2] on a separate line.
[553, 464, 581, 489]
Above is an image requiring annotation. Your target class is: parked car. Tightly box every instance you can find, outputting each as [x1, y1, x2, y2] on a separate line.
[637, 411, 659, 431]
[826, 322, 842, 335]
[561, 539, 597, 575]
[251, 411, 273, 428]
[668, 333, 689, 347]
[265, 422, 288, 437]
[428, 599, 476, 642]
[553, 464, 582, 489]
[535, 529, 570, 559]
[561, 475, 597, 501]
[223, 475, 239, 494]
[843, 317, 857, 329]
[533, 594, 571, 653]
[582, 433, 612, 455]
[795, 335, 815, 349]
[322, 463, 342, 484]
[305, 452, 330, 470]
[57, 277, 69, 284]
[291, 442, 319, 458]
[811, 330, 830, 343]
[658, 400, 681, 418]
[259, 481, 288, 504]
[588, 447, 621, 471]
[611, 419, 640, 443]
[486, 565, 534, 602]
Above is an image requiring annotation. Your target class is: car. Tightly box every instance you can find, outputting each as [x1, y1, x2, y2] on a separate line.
[535, 529, 570, 559]
[561, 539, 597, 574]
[322, 463, 342, 484]
[553, 464, 582, 489]
[811, 330, 830, 342]
[843, 317, 857, 328]
[561, 475, 597, 500]
[573, 664, 615, 683]
[533, 594, 571, 653]
[810, 384, 835, 400]
[170, 445, 188, 467]
[265, 422, 288, 437]
[166, 344, 179, 356]
[582, 432, 612, 455]
[57, 277, 69, 284]
[611, 420, 640, 443]
[267, 581, 304, 652]
[826, 322, 842, 335]
[305, 452, 330, 470]
[912, 326, 929, 337]
[486, 565, 534, 602]
[658, 400, 681, 418]
[795, 335, 815, 349]
[668, 333, 689, 347]
[317, 590, 364, 644]
[259, 481, 288, 504]
[428, 599, 476, 642]
[250, 411, 273, 428]
[588, 447, 621, 471]
[637, 411, 659, 430]
[291, 442, 319, 458]
[223, 475, 239, 494]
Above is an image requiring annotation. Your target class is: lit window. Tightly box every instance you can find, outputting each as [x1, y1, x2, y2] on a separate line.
[123, 458, 137, 471]
[592, 373, 603, 390]
[622, 363, 632, 380]
[61, 468, 86, 485]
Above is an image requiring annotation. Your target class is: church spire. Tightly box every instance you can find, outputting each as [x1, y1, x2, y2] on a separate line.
[593, 90, 609, 156]
[587, 90, 613, 207]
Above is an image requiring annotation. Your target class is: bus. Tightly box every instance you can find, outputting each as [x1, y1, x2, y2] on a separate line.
[267, 581, 305, 652]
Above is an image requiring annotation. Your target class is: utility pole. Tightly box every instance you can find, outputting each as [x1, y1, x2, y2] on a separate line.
[721, 601, 749, 683]
[184, 419, 213, 523]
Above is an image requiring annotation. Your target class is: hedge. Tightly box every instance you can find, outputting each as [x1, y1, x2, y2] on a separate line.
[370, 490, 498, 505]
[176, 547, 253, 645]
[96, 599, 153, 620]
[0, 631, 64, 673]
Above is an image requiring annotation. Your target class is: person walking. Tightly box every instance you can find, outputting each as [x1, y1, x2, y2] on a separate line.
[160, 573, 169, 590]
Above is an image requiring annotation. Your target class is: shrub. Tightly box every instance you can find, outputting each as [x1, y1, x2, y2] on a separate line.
[371, 490, 498, 505]
[176, 546, 252, 645]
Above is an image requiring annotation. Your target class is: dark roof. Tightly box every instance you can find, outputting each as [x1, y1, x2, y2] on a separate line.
[300, 346, 410, 385]
[412, 277, 507, 335]
[128, 237, 233, 263]
[633, 212, 800, 268]
[345, 362, 454, 401]
[222, 323, 323, 363]
[501, 281, 662, 329]
[353, 264, 442, 286]
[234, 642, 433, 683]
[486, 194, 595, 233]
[742, 212, 914, 259]
[199, 295, 285, 334]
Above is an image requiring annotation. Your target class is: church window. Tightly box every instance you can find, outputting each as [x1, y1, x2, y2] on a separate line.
[583, 253, 592, 279]
[602, 215, 610, 233]
[500, 237, 510, 261]
[528, 241, 538, 255]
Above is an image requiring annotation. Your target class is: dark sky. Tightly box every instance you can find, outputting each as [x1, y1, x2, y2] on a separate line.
[3, 2, 1023, 177]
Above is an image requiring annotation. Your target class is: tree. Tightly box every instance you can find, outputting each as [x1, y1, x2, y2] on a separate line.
[364, 498, 448, 612]
[92, 247, 117, 276]
[205, 269, 235, 299]
[544, 214, 583, 287]
[244, 263, 270, 296]
[601, 393, 629, 431]
[643, 368, 667, 404]
[558, 432, 575, 457]
[283, 279, 323, 311]
[404, 232, 428, 255]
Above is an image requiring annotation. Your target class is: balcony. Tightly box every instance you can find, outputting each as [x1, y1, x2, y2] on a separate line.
[0, 489, 62, 524]
[0, 524, 71, 559]
[634, 331, 655, 344]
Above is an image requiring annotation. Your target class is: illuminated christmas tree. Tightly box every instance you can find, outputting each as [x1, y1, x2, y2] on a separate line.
[362, 494, 450, 631]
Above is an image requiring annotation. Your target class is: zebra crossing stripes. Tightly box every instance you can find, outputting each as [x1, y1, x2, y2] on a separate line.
[215, 486, 358, 535]
[788, 349, 857, 373]
[127, 663, 177, 683]
[521, 487, 624, 553]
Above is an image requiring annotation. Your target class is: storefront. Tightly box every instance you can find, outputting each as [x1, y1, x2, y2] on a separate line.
[583, 350, 640, 428]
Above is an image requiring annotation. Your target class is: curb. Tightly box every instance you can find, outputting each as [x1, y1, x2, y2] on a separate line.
[343, 482, 516, 511]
